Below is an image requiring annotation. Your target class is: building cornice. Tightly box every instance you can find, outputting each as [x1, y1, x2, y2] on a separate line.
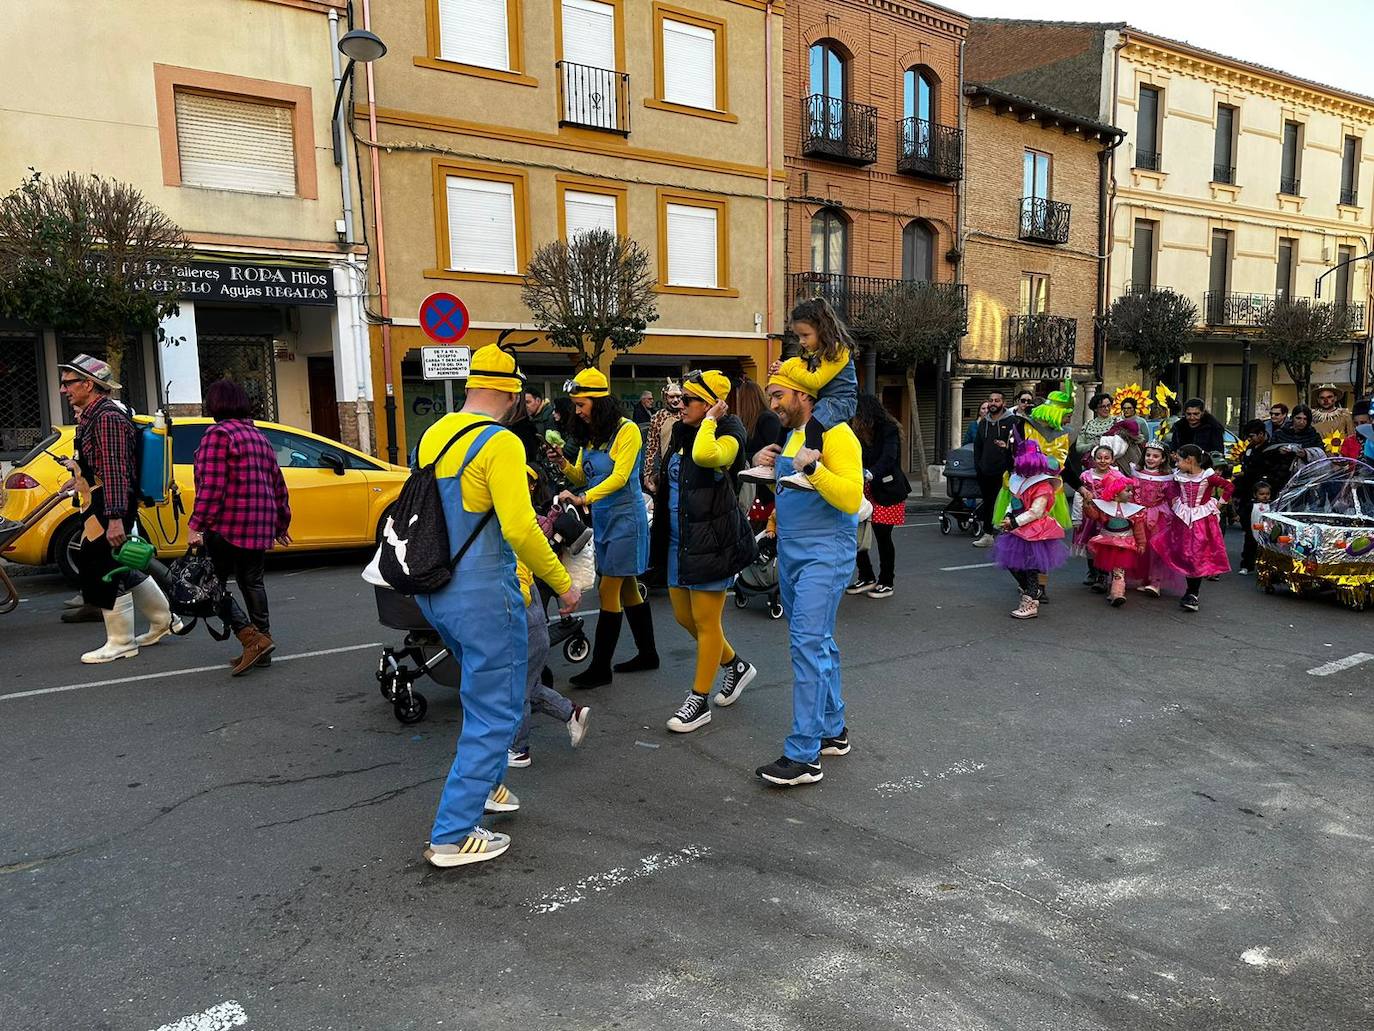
[813, 0, 968, 39]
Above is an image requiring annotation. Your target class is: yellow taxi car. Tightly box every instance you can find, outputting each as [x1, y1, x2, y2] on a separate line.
[1, 418, 409, 584]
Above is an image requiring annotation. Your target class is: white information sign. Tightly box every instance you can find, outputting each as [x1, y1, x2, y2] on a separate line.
[421, 345, 471, 381]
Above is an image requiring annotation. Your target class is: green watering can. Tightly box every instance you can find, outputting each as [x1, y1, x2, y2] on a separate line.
[102, 536, 160, 583]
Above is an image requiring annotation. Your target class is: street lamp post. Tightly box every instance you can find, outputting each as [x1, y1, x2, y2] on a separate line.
[331, 30, 387, 164]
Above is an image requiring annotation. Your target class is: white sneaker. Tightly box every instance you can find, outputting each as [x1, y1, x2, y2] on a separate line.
[779, 472, 817, 492]
[506, 748, 531, 768]
[567, 705, 591, 747]
[971, 533, 995, 548]
[484, 784, 520, 813]
[738, 465, 776, 485]
[424, 827, 511, 867]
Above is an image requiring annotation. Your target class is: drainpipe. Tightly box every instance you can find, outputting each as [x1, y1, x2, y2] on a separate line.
[1099, 36, 1126, 395]
[764, 0, 776, 368]
[361, 0, 399, 463]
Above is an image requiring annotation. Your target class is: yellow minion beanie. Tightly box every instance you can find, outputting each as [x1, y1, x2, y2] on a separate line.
[466, 344, 524, 393]
[684, 370, 731, 405]
[767, 369, 812, 397]
[569, 367, 610, 398]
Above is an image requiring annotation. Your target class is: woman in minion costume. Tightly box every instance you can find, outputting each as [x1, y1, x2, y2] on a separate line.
[556, 367, 658, 688]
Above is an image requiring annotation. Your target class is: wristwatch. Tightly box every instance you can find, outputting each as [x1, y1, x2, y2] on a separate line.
[802, 459, 818, 475]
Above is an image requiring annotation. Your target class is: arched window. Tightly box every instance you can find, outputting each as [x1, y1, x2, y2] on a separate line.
[811, 208, 847, 276]
[902, 67, 937, 160]
[809, 42, 846, 101]
[902, 220, 934, 283]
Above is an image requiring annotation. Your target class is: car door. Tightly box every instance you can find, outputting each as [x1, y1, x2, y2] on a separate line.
[257, 427, 371, 546]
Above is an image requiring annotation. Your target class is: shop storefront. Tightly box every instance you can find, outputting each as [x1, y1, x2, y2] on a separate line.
[951, 358, 1096, 448]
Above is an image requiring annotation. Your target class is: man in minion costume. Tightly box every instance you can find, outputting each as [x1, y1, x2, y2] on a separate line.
[753, 369, 864, 786]
[416, 344, 581, 869]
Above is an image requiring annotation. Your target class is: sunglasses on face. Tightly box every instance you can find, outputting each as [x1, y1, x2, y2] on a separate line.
[59, 378, 83, 388]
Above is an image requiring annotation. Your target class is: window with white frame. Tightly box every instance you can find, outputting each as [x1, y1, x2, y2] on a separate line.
[565, 190, 617, 240]
[446, 176, 518, 274]
[662, 18, 717, 110]
[665, 202, 718, 288]
[174, 91, 296, 195]
[438, 0, 510, 70]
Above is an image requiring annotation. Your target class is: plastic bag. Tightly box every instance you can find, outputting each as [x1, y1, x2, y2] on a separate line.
[563, 539, 597, 595]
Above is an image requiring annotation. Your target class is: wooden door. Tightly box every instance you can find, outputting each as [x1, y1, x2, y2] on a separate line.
[307, 356, 340, 442]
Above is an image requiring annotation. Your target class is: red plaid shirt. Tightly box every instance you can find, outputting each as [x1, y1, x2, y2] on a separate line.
[75, 394, 138, 521]
[189, 419, 292, 551]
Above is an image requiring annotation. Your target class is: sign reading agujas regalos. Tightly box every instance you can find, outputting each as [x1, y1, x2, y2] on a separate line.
[172, 259, 336, 306]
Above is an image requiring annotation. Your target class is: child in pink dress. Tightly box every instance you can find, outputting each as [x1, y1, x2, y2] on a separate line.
[1149, 444, 1234, 612]
[1085, 472, 1148, 608]
[1130, 440, 1174, 597]
[995, 440, 1069, 620]
[1073, 445, 1116, 592]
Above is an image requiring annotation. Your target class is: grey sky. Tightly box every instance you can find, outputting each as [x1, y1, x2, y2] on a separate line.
[951, 0, 1374, 99]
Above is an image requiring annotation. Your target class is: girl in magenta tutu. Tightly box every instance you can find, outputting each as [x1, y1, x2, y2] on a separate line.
[1149, 443, 1233, 612]
[1072, 444, 1117, 592]
[1085, 472, 1148, 608]
[1130, 439, 1174, 597]
[995, 440, 1069, 620]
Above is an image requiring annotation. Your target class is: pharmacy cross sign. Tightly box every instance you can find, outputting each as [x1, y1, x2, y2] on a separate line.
[419, 292, 470, 344]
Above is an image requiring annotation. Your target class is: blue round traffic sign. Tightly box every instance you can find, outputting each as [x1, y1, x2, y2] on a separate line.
[420, 292, 470, 344]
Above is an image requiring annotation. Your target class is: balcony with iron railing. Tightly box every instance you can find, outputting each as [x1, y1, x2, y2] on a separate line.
[786, 272, 967, 329]
[1280, 175, 1301, 196]
[1212, 163, 1236, 185]
[1135, 149, 1162, 171]
[1007, 314, 1078, 365]
[1330, 300, 1367, 333]
[556, 61, 630, 134]
[1018, 197, 1071, 244]
[1341, 186, 1359, 206]
[1202, 292, 1367, 334]
[801, 94, 878, 165]
[896, 117, 962, 181]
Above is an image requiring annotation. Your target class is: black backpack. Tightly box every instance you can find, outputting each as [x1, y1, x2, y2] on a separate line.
[377, 420, 500, 595]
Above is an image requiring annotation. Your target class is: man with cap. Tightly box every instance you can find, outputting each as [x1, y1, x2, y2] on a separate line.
[58, 354, 176, 663]
[751, 368, 864, 786]
[1311, 385, 1356, 441]
[416, 343, 581, 868]
[553, 367, 658, 688]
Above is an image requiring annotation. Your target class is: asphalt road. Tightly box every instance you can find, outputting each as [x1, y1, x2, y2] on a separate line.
[1, 518, 1371, 1031]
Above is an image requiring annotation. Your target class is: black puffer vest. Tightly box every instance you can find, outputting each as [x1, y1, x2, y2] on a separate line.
[649, 415, 757, 586]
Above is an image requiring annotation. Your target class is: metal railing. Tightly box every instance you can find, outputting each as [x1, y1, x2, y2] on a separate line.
[1280, 175, 1301, 196]
[1204, 291, 1273, 327]
[801, 94, 878, 165]
[786, 272, 967, 329]
[1331, 300, 1367, 333]
[1341, 186, 1359, 206]
[1007, 314, 1078, 364]
[1018, 196, 1071, 244]
[896, 117, 962, 181]
[556, 61, 630, 134]
[1213, 163, 1236, 184]
[1135, 149, 1162, 171]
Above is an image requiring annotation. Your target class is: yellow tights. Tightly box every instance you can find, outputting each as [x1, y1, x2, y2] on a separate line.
[598, 575, 644, 614]
[668, 587, 736, 696]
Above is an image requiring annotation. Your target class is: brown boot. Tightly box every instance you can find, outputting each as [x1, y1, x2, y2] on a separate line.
[231, 627, 275, 676]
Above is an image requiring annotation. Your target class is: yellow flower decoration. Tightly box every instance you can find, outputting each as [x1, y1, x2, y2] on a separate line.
[1110, 383, 1152, 417]
[1324, 430, 1346, 455]
[1154, 383, 1178, 411]
[1228, 438, 1247, 464]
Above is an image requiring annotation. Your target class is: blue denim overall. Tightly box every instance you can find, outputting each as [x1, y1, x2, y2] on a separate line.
[416, 423, 528, 845]
[774, 438, 857, 763]
[583, 420, 649, 577]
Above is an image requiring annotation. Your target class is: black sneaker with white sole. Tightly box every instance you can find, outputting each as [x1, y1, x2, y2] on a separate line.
[1180, 593, 1200, 612]
[820, 728, 850, 756]
[666, 692, 712, 733]
[845, 578, 875, 596]
[755, 755, 824, 786]
[866, 584, 893, 599]
[713, 656, 755, 707]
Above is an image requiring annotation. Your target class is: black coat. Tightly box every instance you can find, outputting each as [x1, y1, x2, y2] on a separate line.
[649, 415, 756, 586]
[1169, 413, 1225, 454]
[862, 420, 909, 505]
[972, 413, 1017, 476]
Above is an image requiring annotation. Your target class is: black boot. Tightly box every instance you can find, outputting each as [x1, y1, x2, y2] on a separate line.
[569, 610, 622, 689]
[613, 601, 659, 673]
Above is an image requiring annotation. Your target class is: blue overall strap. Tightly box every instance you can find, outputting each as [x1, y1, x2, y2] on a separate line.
[444, 423, 506, 572]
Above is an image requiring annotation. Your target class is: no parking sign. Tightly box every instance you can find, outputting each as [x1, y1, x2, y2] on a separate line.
[419, 291, 470, 344]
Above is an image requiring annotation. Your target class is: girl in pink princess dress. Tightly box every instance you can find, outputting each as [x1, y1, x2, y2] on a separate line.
[1085, 472, 1148, 608]
[1149, 444, 1234, 612]
[1072, 444, 1117, 592]
[1130, 440, 1175, 598]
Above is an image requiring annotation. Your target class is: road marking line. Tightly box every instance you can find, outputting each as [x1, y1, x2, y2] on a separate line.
[1307, 652, 1374, 677]
[0, 642, 383, 702]
[524, 844, 711, 915]
[939, 562, 996, 571]
[149, 1000, 247, 1031]
[892, 522, 939, 529]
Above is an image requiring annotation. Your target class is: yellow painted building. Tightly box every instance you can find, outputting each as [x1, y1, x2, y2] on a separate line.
[353, 0, 785, 460]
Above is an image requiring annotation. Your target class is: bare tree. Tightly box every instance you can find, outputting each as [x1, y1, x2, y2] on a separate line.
[1261, 299, 1354, 400]
[851, 283, 966, 496]
[521, 228, 659, 369]
[0, 171, 188, 384]
[1103, 288, 1199, 385]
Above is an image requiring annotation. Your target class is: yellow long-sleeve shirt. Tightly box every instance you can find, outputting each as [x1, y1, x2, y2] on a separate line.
[691, 417, 739, 469]
[777, 347, 851, 396]
[781, 423, 864, 515]
[417, 412, 572, 597]
[562, 419, 642, 504]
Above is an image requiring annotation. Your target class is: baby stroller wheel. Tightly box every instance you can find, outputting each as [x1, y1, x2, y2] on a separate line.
[637, 580, 649, 602]
[563, 634, 590, 664]
[965, 519, 981, 538]
[769, 600, 785, 620]
[394, 686, 428, 725]
[733, 590, 748, 608]
[377, 651, 401, 702]
[939, 514, 951, 535]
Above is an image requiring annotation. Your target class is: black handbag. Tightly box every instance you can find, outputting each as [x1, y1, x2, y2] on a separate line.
[870, 465, 912, 506]
[165, 545, 231, 641]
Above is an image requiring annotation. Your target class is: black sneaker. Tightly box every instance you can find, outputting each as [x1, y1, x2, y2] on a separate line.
[846, 578, 876, 596]
[820, 728, 850, 756]
[756, 755, 823, 787]
[1180, 593, 1200, 612]
[713, 656, 755, 707]
[667, 692, 711, 733]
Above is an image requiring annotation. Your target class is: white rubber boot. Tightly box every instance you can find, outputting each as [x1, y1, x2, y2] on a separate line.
[132, 577, 179, 646]
[81, 593, 140, 664]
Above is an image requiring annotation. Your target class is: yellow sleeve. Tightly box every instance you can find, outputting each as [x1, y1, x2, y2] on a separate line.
[477, 433, 572, 596]
[562, 449, 587, 488]
[809, 425, 864, 515]
[779, 349, 851, 395]
[516, 561, 533, 607]
[583, 420, 641, 505]
[691, 418, 739, 470]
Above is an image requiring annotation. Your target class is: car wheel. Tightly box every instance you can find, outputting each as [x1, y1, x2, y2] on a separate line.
[52, 517, 84, 587]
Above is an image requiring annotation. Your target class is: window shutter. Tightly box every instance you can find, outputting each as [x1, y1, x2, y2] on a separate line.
[174, 92, 296, 195]
[662, 19, 716, 110]
[565, 190, 617, 240]
[439, 0, 509, 70]
[666, 203, 718, 288]
[562, 0, 615, 69]
[447, 176, 518, 274]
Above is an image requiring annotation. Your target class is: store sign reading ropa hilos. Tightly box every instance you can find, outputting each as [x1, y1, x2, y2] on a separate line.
[172, 260, 336, 306]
